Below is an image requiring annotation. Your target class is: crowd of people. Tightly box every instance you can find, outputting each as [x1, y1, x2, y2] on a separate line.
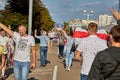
[0, 8, 119, 80]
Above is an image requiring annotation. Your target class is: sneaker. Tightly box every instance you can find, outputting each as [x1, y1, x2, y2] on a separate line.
[67, 68, 71, 71]
[65, 66, 68, 71]
[58, 55, 62, 59]
[40, 64, 46, 67]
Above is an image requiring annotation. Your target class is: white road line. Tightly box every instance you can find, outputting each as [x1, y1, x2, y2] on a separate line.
[52, 65, 58, 80]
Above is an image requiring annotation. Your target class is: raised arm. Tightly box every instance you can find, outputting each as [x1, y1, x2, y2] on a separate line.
[0, 23, 14, 37]
[110, 8, 120, 20]
[61, 29, 70, 39]
[34, 29, 38, 38]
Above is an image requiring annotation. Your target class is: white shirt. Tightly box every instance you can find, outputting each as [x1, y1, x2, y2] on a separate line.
[77, 35, 108, 75]
[13, 32, 35, 62]
[0, 35, 9, 54]
[48, 32, 55, 38]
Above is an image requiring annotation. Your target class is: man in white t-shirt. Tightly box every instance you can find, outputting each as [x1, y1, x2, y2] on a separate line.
[75, 22, 108, 80]
[0, 23, 36, 80]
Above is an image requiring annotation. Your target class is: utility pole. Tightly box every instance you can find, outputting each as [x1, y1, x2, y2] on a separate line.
[119, 0, 120, 13]
[28, 0, 33, 35]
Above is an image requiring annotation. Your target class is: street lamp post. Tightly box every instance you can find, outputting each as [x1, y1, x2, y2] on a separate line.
[82, 10, 94, 20]
[119, 0, 120, 13]
[28, 0, 33, 35]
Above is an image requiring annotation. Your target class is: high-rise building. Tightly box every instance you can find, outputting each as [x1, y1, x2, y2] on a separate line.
[68, 19, 82, 27]
[98, 14, 113, 26]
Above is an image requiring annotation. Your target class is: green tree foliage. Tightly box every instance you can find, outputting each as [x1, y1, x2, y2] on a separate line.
[0, 0, 54, 33]
[33, 0, 55, 31]
[63, 22, 68, 30]
[5, 0, 29, 15]
[0, 10, 28, 31]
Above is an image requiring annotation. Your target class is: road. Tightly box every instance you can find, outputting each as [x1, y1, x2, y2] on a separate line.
[6, 42, 81, 80]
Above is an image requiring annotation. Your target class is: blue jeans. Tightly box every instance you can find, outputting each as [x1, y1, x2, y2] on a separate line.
[80, 74, 88, 80]
[40, 46, 48, 65]
[14, 60, 30, 80]
[65, 50, 74, 68]
[59, 45, 64, 56]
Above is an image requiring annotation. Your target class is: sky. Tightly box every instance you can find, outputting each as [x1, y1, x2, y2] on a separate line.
[0, 0, 119, 24]
[0, 1, 6, 10]
[41, 0, 119, 23]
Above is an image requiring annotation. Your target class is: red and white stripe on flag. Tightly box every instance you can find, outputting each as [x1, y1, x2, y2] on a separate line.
[73, 27, 88, 38]
[73, 27, 108, 40]
[97, 29, 108, 40]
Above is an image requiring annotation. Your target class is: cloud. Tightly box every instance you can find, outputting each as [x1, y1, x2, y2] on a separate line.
[79, 1, 101, 7]
[42, 0, 117, 23]
[60, 0, 73, 3]
[67, 1, 102, 13]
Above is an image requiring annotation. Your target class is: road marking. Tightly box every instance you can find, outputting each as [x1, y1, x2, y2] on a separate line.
[53, 65, 58, 80]
[30, 68, 52, 75]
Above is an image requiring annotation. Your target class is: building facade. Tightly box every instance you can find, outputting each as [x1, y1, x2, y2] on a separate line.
[98, 14, 113, 26]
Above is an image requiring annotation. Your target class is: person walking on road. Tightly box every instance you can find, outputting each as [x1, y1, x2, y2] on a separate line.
[0, 23, 36, 80]
[61, 28, 75, 71]
[34, 29, 50, 67]
[75, 22, 108, 80]
[58, 31, 65, 59]
[88, 25, 120, 80]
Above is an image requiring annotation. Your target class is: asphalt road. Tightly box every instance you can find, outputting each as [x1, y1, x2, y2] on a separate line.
[6, 42, 81, 80]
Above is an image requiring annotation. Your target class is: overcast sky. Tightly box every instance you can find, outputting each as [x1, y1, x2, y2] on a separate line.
[41, 0, 119, 23]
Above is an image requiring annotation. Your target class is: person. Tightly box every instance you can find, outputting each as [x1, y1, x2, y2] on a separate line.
[34, 29, 50, 67]
[58, 31, 65, 59]
[0, 23, 36, 80]
[0, 45, 5, 79]
[8, 36, 15, 67]
[0, 29, 10, 79]
[88, 25, 120, 80]
[61, 28, 75, 71]
[74, 22, 108, 80]
[7, 26, 15, 68]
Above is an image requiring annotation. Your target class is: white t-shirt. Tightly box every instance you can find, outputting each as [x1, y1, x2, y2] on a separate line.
[13, 32, 35, 62]
[77, 35, 108, 75]
[0, 35, 9, 54]
[48, 32, 55, 38]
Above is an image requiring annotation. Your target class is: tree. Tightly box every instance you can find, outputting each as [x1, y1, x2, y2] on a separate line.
[0, 0, 54, 33]
[32, 0, 55, 31]
[63, 22, 68, 30]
